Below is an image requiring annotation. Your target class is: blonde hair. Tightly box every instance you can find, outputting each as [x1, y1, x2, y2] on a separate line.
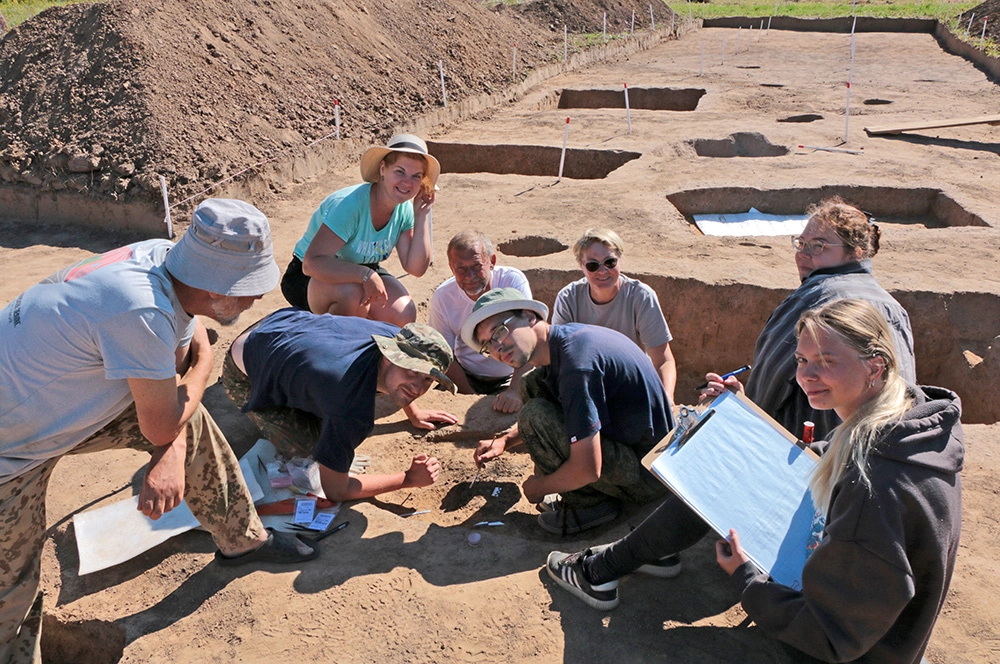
[573, 228, 625, 264]
[806, 197, 881, 259]
[797, 299, 913, 513]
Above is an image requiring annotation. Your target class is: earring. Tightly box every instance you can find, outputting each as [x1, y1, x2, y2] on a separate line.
[867, 379, 876, 389]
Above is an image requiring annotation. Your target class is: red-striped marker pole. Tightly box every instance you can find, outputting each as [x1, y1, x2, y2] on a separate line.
[557, 117, 570, 181]
[624, 84, 632, 134]
[334, 100, 340, 140]
[844, 16, 857, 143]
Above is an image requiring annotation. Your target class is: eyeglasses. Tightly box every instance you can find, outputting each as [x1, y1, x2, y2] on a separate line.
[584, 256, 619, 272]
[479, 314, 517, 357]
[792, 236, 845, 256]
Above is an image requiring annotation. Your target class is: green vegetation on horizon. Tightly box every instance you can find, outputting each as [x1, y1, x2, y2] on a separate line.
[670, 0, 977, 20]
[0, 0, 88, 28]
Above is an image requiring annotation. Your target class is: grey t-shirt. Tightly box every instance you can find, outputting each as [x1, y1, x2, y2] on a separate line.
[551, 275, 672, 351]
[0, 240, 195, 481]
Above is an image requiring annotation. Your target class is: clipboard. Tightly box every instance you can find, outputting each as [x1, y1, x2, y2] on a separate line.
[642, 391, 822, 590]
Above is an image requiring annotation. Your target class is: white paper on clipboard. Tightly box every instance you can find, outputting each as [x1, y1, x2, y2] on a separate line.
[642, 391, 821, 589]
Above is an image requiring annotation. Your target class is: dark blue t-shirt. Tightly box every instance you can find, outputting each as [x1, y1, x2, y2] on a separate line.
[242, 308, 399, 473]
[545, 324, 672, 453]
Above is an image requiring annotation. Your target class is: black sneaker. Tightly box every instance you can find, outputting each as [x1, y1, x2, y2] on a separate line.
[546, 549, 620, 610]
[537, 500, 620, 536]
[589, 543, 682, 579]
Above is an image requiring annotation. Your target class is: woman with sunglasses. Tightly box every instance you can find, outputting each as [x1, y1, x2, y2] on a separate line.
[547, 298, 962, 664]
[280, 134, 439, 327]
[552, 229, 677, 403]
[745, 197, 915, 441]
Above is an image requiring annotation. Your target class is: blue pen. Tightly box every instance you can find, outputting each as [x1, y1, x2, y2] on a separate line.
[695, 364, 752, 391]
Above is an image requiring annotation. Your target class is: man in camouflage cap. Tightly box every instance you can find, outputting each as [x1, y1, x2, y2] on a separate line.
[224, 308, 458, 502]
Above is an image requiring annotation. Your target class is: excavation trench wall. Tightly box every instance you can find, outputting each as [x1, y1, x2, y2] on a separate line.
[523, 267, 1000, 424]
[704, 17, 1000, 83]
[557, 87, 706, 111]
[666, 186, 990, 228]
[427, 142, 640, 179]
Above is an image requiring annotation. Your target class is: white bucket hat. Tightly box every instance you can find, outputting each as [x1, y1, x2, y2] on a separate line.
[360, 134, 441, 186]
[165, 198, 280, 296]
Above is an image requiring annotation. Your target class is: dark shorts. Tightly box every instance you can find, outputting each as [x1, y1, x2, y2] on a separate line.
[280, 255, 393, 311]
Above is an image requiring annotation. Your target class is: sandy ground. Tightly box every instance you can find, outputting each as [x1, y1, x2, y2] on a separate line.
[2, 25, 1000, 663]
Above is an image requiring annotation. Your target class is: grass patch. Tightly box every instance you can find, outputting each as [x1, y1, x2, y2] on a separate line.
[667, 0, 978, 20]
[0, 0, 90, 28]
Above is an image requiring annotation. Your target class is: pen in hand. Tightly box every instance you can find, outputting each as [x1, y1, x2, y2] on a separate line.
[695, 364, 752, 391]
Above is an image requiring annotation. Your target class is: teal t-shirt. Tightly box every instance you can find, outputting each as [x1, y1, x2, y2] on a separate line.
[293, 183, 415, 264]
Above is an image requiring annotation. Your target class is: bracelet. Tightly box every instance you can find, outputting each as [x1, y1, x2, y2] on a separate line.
[361, 268, 373, 284]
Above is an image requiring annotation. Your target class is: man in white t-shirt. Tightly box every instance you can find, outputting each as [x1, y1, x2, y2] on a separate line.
[428, 230, 533, 413]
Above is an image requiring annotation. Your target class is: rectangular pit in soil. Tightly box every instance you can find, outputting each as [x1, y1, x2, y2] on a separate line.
[666, 186, 989, 229]
[557, 87, 706, 111]
[426, 142, 640, 180]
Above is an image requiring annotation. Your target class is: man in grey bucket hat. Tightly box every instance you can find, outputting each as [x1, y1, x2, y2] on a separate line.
[0, 198, 314, 663]
[224, 308, 459, 503]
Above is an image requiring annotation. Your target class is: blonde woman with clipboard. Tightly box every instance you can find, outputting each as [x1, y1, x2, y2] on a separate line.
[547, 300, 963, 664]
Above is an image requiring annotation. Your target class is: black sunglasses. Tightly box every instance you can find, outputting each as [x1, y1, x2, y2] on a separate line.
[584, 257, 619, 272]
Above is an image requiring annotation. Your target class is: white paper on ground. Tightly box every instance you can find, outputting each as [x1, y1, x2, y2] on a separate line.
[75, 439, 279, 575]
[694, 207, 810, 237]
[74, 496, 200, 575]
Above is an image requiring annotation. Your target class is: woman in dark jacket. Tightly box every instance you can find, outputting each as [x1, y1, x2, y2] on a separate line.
[745, 197, 915, 441]
[546, 299, 963, 664]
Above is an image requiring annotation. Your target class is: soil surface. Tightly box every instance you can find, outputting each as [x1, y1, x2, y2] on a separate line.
[0, 0, 676, 205]
[1, 4, 1000, 664]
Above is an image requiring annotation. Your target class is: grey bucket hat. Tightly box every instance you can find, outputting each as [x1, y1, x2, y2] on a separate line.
[165, 198, 281, 296]
[373, 323, 457, 394]
[460, 287, 549, 352]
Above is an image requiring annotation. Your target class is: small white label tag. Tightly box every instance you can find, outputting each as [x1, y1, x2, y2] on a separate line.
[294, 499, 316, 524]
[308, 512, 336, 531]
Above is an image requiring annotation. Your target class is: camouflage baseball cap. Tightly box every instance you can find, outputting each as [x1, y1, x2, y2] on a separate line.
[372, 323, 457, 394]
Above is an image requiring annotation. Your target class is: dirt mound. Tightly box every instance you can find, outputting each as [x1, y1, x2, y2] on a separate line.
[961, 0, 1000, 43]
[0, 0, 675, 212]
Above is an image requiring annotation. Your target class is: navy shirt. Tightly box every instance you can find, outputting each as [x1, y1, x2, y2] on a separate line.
[545, 324, 673, 453]
[242, 308, 399, 473]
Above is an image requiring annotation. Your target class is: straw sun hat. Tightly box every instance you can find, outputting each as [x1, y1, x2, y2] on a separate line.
[359, 134, 441, 186]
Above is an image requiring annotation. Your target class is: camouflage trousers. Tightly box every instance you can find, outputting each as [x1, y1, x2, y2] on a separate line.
[517, 368, 666, 509]
[0, 402, 267, 664]
[221, 352, 317, 461]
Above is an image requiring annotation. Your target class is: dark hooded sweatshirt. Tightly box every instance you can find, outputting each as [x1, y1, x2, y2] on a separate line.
[731, 386, 963, 664]
[744, 261, 916, 441]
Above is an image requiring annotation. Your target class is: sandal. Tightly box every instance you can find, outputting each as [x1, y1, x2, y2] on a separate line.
[214, 527, 320, 567]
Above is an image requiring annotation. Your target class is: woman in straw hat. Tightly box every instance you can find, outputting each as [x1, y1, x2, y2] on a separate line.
[281, 134, 440, 326]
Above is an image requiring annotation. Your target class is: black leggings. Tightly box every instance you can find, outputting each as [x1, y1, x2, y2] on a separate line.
[585, 491, 711, 584]
[280, 256, 392, 311]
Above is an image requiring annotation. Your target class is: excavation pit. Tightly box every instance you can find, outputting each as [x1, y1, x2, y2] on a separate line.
[41, 615, 125, 664]
[427, 142, 640, 180]
[688, 132, 789, 158]
[666, 185, 989, 229]
[864, 98, 893, 105]
[497, 235, 568, 257]
[777, 114, 824, 123]
[556, 87, 706, 111]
